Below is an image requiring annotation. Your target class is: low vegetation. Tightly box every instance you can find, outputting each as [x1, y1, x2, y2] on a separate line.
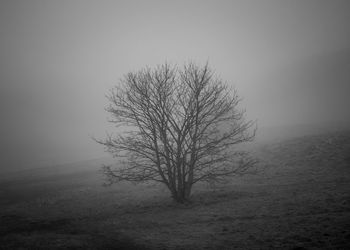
[1, 130, 349, 249]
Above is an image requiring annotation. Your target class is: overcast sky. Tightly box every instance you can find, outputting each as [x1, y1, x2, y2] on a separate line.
[1, 0, 350, 171]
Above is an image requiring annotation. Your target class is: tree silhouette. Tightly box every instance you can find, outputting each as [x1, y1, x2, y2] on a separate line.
[96, 62, 256, 203]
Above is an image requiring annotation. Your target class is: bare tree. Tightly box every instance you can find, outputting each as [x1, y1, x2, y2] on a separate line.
[96, 62, 256, 203]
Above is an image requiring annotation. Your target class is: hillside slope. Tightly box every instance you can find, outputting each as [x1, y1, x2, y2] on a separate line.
[257, 130, 350, 183]
[0, 131, 349, 249]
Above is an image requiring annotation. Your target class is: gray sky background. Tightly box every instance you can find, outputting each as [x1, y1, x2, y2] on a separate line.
[1, 0, 350, 171]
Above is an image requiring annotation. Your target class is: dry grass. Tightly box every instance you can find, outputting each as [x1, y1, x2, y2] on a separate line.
[1, 131, 349, 249]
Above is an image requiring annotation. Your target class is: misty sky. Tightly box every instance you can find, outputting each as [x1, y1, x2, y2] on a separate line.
[1, 0, 350, 171]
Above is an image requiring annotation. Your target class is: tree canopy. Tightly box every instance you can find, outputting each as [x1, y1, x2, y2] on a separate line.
[97, 62, 256, 203]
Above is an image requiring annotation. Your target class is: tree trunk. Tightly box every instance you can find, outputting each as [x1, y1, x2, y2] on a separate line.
[170, 182, 192, 203]
[184, 182, 192, 200]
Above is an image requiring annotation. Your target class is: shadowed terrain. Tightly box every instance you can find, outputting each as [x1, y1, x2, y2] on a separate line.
[1, 129, 349, 249]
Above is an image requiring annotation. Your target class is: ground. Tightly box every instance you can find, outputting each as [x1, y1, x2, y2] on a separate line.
[0, 131, 349, 249]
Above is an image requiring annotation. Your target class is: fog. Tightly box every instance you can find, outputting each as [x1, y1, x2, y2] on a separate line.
[1, 0, 350, 171]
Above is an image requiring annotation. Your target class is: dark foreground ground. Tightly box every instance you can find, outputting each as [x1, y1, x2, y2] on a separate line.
[0, 131, 349, 249]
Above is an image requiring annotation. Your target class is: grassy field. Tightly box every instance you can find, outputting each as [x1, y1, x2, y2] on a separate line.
[1, 130, 349, 249]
